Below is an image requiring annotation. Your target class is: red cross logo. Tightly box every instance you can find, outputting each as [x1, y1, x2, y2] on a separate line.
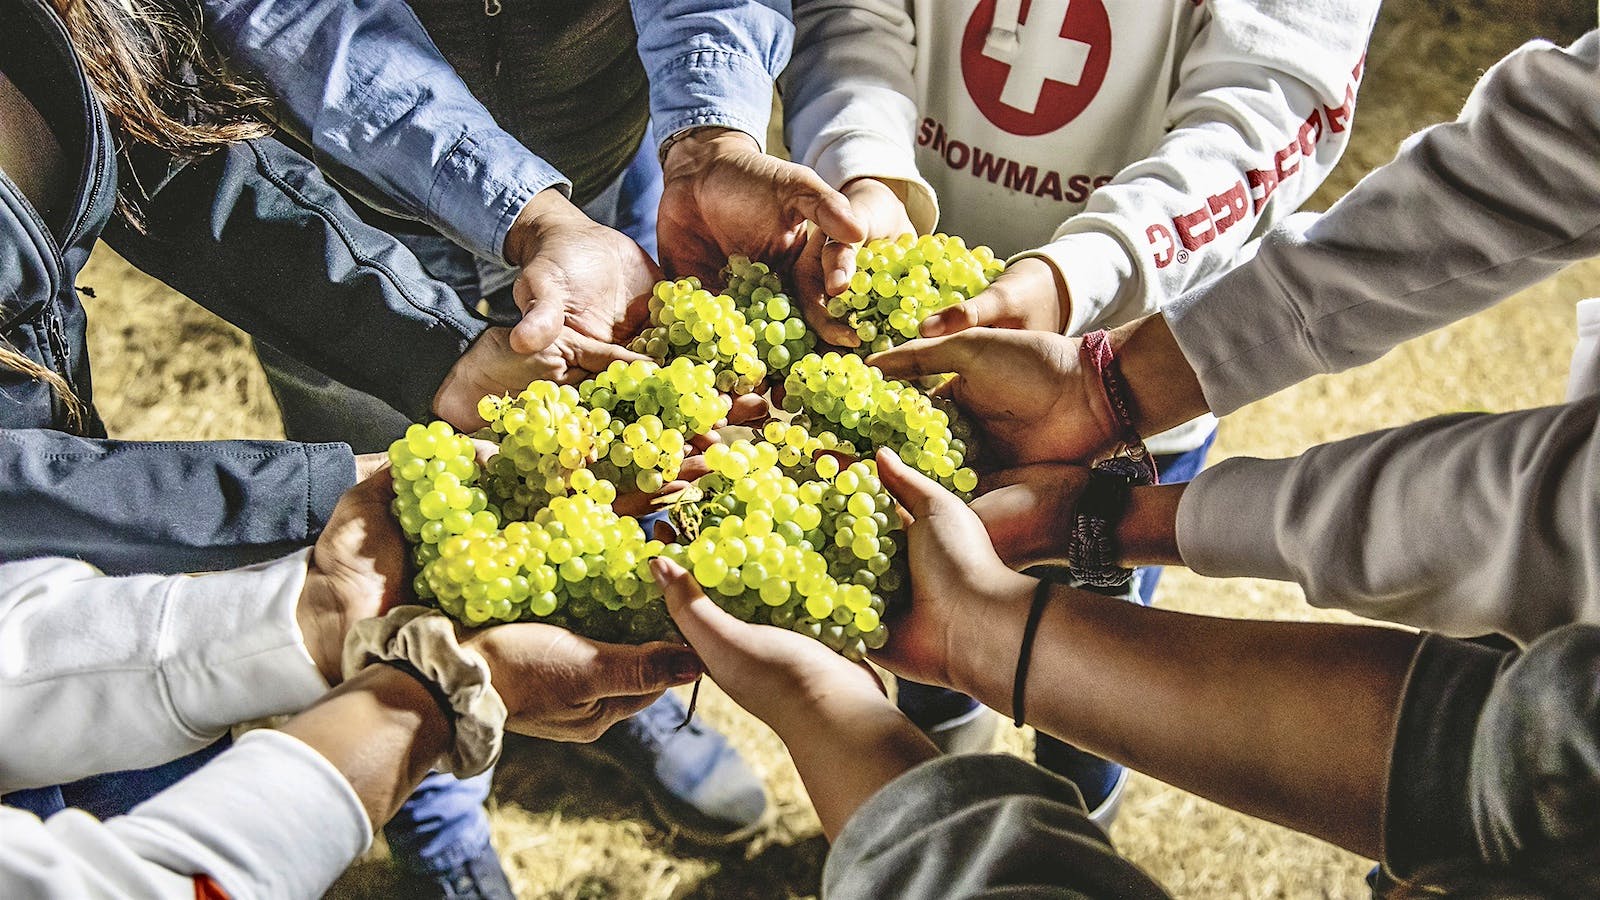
[960, 0, 1113, 136]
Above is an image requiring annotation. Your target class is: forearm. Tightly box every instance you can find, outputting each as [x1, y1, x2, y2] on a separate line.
[0, 429, 353, 576]
[778, 702, 938, 840]
[281, 665, 453, 828]
[202, 0, 565, 262]
[0, 553, 328, 792]
[952, 578, 1416, 858]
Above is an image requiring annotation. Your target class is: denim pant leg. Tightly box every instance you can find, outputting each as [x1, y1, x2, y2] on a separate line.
[3, 739, 231, 821]
[384, 769, 497, 876]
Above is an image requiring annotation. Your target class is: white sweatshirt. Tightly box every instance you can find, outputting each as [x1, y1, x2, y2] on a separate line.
[783, 0, 1378, 452]
[1171, 32, 1600, 642]
[0, 553, 370, 899]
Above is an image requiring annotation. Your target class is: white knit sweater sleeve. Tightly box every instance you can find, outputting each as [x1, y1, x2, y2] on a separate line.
[0, 552, 329, 793]
[0, 730, 370, 900]
[1029, 0, 1379, 335]
[782, 0, 939, 233]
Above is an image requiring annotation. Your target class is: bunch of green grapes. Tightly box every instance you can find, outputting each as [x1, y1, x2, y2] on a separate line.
[724, 255, 814, 375]
[825, 233, 1005, 353]
[759, 418, 856, 472]
[631, 277, 765, 394]
[390, 422, 496, 569]
[579, 358, 728, 494]
[665, 440, 900, 660]
[782, 351, 980, 497]
[475, 381, 605, 520]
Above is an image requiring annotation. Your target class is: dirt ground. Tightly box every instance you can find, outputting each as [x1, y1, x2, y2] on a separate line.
[74, 2, 1598, 897]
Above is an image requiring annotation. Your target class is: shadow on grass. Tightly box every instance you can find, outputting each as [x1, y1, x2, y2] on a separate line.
[330, 734, 828, 899]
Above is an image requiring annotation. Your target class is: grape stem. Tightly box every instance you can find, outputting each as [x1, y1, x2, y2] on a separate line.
[677, 675, 704, 729]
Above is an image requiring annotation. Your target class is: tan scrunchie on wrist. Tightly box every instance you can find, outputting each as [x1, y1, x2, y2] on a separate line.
[341, 606, 508, 778]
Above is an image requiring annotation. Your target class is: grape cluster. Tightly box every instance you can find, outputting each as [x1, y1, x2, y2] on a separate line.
[825, 233, 1005, 353]
[389, 248, 991, 659]
[631, 278, 765, 394]
[723, 255, 814, 375]
[664, 440, 901, 660]
[781, 352, 980, 496]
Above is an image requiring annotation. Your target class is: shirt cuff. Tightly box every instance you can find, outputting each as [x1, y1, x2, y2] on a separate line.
[1382, 634, 1502, 879]
[810, 131, 939, 236]
[161, 549, 330, 738]
[650, 50, 777, 154]
[429, 129, 570, 265]
[1018, 231, 1137, 337]
[305, 443, 357, 534]
[1175, 455, 1301, 583]
[111, 729, 371, 900]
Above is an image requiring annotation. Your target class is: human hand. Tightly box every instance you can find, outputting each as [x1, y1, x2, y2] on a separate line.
[300, 465, 413, 684]
[794, 177, 916, 347]
[970, 463, 1091, 569]
[918, 256, 1071, 337]
[432, 325, 651, 431]
[462, 624, 702, 742]
[650, 556, 887, 737]
[869, 328, 1117, 467]
[873, 447, 1034, 691]
[658, 128, 864, 285]
[502, 188, 661, 359]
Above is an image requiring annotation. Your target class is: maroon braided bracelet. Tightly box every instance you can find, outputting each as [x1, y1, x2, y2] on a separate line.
[1079, 330, 1158, 485]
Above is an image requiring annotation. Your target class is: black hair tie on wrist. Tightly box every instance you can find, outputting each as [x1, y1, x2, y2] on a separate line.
[1012, 578, 1053, 728]
[379, 658, 459, 739]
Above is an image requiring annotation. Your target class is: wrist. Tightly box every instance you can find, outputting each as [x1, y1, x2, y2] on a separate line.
[660, 126, 760, 180]
[948, 572, 1040, 707]
[1111, 314, 1210, 438]
[504, 188, 581, 267]
[296, 569, 348, 686]
[1115, 483, 1186, 568]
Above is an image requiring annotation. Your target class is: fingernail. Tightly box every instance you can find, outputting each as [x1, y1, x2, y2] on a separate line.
[919, 317, 944, 338]
[650, 556, 680, 583]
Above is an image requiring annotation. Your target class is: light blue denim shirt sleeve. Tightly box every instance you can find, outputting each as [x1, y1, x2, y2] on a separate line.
[631, 0, 794, 152]
[203, 0, 569, 264]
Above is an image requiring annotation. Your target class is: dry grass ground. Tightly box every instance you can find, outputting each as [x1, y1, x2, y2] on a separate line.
[73, 2, 1597, 897]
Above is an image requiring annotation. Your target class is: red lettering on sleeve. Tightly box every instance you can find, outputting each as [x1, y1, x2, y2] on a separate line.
[1147, 223, 1176, 268]
[1274, 142, 1300, 180]
[1174, 207, 1215, 251]
[1298, 109, 1323, 155]
[1246, 167, 1279, 213]
[1208, 181, 1249, 234]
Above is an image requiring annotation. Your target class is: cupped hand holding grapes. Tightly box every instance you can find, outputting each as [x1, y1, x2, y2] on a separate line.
[652, 554, 937, 839]
[657, 128, 865, 286]
[872, 447, 1036, 691]
[918, 256, 1071, 337]
[793, 177, 917, 348]
[868, 328, 1118, 467]
[461, 623, 701, 742]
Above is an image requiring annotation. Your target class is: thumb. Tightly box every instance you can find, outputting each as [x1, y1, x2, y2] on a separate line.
[875, 446, 950, 521]
[866, 332, 978, 380]
[510, 295, 564, 355]
[584, 638, 702, 700]
[784, 166, 867, 245]
[652, 557, 753, 664]
[557, 330, 652, 382]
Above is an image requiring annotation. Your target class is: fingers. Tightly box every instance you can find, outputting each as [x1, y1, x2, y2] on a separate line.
[469, 439, 500, 468]
[794, 230, 862, 348]
[583, 638, 703, 700]
[593, 690, 669, 724]
[652, 557, 753, 661]
[509, 296, 565, 356]
[727, 392, 771, 425]
[867, 332, 979, 380]
[919, 289, 1011, 338]
[785, 167, 867, 247]
[822, 236, 858, 298]
[875, 446, 954, 521]
[559, 330, 653, 383]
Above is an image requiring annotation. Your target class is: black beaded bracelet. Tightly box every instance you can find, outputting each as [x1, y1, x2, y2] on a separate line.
[1011, 578, 1053, 728]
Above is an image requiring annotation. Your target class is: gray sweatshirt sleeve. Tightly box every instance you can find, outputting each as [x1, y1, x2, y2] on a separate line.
[1164, 31, 1600, 417]
[824, 754, 1171, 899]
[1177, 397, 1600, 642]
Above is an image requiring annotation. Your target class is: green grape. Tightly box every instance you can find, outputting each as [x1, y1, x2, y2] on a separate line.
[630, 276, 767, 393]
[722, 255, 815, 376]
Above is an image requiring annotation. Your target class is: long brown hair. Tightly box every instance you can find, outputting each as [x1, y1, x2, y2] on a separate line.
[0, 0, 273, 431]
